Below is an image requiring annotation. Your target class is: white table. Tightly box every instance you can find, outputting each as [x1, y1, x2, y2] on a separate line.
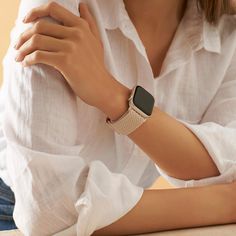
[1, 224, 236, 236]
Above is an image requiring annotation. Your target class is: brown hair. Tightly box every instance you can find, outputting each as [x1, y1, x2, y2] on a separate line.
[197, 0, 235, 24]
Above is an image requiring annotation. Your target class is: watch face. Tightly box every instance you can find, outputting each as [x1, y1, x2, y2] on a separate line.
[133, 86, 155, 116]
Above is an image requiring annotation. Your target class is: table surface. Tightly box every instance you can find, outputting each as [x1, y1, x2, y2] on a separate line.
[1, 224, 236, 236]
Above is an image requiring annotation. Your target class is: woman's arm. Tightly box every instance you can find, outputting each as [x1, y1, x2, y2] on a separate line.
[3, 2, 144, 235]
[94, 182, 236, 236]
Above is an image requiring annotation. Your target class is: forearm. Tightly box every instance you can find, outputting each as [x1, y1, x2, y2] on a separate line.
[93, 183, 235, 236]
[128, 107, 220, 180]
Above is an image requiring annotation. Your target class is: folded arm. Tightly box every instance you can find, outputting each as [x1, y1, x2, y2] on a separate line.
[2, 1, 143, 235]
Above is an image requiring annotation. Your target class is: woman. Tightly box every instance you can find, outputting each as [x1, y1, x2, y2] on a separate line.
[0, 0, 236, 235]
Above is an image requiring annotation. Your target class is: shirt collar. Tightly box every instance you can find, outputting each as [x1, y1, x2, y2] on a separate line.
[98, 0, 128, 30]
[182, 0, 221, 54]
[99, 0, 221, 54]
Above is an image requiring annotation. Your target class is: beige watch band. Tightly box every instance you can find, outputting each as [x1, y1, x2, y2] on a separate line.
[106, 86, 151, 135]
[106, 107, 146, 135]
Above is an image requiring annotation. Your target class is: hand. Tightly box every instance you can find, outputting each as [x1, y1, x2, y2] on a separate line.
[14, 1, 130, 116]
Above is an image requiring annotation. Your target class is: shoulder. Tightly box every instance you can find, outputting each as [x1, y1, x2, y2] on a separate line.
[3, 0, 80, 65]
[17, 0, 79, 21]
[12, 0, 80, 41]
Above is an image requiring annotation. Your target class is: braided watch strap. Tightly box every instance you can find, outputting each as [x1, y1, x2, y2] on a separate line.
[106, 107, 146, 135]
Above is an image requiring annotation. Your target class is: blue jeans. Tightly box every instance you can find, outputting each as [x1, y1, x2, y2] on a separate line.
[0, 178, 17, 230]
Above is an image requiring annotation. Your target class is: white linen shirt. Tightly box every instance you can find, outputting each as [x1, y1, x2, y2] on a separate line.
[0, 0, 236, 235]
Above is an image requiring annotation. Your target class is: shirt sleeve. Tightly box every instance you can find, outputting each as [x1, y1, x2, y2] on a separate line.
[156, 47, 236, 188]
[2, 0, 143, 235]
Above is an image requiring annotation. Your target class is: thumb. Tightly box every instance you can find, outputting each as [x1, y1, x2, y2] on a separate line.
[79, 3, 102, 43]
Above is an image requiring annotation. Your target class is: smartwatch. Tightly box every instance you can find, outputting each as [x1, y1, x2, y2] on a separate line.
[106, 85, 155, 135]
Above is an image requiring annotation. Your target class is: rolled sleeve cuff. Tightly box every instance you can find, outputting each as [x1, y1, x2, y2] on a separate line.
[155, 164, 236, 188]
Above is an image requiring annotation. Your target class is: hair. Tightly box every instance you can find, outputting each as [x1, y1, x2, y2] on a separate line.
[196, 0, 235, 24]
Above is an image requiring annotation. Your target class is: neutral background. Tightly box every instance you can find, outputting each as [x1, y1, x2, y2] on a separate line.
[0, 0, 20, 86]
[0, 0, 171, 189]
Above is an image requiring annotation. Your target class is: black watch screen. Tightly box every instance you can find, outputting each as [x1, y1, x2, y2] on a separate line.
[133, 86, 155, 116]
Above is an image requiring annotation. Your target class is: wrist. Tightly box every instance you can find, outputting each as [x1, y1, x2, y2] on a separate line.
[105, 85, 131, 121]
[99, 74, 132, 121]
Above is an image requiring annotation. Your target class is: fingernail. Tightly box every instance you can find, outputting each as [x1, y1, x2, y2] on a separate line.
[21, 61, 27, 67]
[22, 16, 27, 23]
[15, 53, 22, 62]
[14, 43, 18, 49]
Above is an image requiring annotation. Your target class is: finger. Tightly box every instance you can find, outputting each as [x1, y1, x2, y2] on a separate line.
[21, 50, 62, 69]
[23, 1, 79, 27]
[15, 34, 66, 62]
[79, 3, 102, 42]
[15, 19, 71, 50]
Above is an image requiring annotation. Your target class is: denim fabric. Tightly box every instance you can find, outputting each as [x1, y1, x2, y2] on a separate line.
[0, 178, 17, 230]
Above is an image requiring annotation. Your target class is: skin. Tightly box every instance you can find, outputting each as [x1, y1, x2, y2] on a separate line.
[123, 0, 188, 78]
[13, 0, 235, 234]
